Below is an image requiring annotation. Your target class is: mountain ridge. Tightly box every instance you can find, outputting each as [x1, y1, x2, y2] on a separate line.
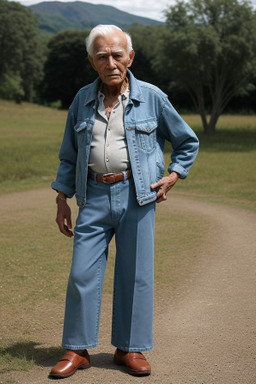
[29, 1, 163, 34]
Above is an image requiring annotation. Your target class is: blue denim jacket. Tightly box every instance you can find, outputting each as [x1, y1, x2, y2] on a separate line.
[52, 70, 199, 207]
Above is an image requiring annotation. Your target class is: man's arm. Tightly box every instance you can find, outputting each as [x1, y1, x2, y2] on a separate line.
[52, 107, 77, 237]
[51, 108, 78, 199]
[158, 97, 199, 180]
[55, 192, 73, 238]
[151, 96, 199, 203]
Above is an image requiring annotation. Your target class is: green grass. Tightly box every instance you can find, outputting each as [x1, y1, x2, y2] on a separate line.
[0, 340, 35, 373]
[0, 100, 67, 193]
[0, 100, 255, 374]
[165, 114, 256, 210]
[0, 339, 64, 374]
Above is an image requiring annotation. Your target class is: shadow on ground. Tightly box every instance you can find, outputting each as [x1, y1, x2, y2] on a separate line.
[1, 341, 121, 373]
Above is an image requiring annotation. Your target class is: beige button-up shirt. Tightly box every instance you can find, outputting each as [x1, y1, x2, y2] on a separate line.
[88, 87, 130, 174]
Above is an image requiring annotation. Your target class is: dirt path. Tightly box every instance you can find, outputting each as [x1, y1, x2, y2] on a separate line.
[1, 190, 256, 384]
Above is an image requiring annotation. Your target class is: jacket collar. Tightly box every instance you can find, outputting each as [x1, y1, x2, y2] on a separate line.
[83, 69, 144, 106]
[127, 69, 145, 103]
[83, 77, 101, 106]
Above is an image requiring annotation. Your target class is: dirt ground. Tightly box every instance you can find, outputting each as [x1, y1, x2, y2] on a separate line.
[1, 189, 256, 384]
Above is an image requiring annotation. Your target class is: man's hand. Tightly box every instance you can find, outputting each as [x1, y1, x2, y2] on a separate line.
[56, 198, 73, 238]
[151, 172, 179, 203]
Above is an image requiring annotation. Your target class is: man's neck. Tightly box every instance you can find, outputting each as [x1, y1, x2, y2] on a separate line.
[102, 77, 129, 99]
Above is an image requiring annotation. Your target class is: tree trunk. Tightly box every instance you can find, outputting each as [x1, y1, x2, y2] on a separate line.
[195, 87, 221, 135]
[208, 111, 220, 134]
[196, 89, 210, 134]
[203, 89, 222, 135]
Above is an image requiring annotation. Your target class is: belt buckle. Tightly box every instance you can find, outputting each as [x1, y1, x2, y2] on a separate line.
[102, 173, 114, 184]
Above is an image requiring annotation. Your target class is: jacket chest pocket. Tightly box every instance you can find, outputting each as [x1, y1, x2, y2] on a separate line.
[134, 119, 157, 153]
[74, 121, 93, 147]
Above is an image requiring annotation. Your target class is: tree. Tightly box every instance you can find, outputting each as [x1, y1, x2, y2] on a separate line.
[127, 24, 165, 90]
[0, 0, 44, 102]
[41, 30, 96, 108]
[161, 0, 256, 134]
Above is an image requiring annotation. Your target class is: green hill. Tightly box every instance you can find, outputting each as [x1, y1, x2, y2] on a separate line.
[29, 1, 163, 34]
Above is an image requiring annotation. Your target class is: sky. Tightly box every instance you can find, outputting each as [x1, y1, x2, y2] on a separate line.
[8, 0, 256, 22]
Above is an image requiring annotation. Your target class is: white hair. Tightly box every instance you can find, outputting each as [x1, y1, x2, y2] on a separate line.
[85, 24, 133, 57]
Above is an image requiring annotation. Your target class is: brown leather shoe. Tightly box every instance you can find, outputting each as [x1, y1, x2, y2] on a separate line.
[113, 348, 151, 376]
[49, 350, 91, 378]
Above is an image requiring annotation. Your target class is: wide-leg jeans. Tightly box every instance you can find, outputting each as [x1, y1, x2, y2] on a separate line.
[62, 176, 155, 352]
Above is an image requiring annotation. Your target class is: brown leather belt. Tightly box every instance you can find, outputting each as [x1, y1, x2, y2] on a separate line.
[89, 170, 132, 184]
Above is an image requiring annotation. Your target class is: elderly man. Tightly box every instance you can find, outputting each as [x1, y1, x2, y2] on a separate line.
[50, 24, 199, 379]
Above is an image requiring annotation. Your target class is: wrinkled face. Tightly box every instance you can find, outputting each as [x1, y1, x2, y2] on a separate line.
[88, 31, 134, 88]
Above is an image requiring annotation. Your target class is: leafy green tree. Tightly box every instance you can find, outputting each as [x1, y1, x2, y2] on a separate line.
[0, 72, 24, 103]
[0, 0, 44, 102]
[41, 30, 96, 108]
[161, 0, 256, 134]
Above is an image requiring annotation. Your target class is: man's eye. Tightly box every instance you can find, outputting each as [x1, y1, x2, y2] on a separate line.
[113, 55, 122, 61]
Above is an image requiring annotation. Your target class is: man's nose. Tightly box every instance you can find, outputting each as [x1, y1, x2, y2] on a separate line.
[107, 56, 116, 69]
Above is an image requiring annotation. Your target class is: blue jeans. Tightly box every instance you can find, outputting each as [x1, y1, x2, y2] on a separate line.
[62, 176, 155, 352]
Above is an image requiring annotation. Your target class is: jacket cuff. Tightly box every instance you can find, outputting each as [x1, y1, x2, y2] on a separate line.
[168, 163, 188, 179]
[51, 181, 75, 199]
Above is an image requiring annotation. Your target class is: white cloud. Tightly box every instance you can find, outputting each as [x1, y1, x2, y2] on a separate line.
[88, 0, 172, 21]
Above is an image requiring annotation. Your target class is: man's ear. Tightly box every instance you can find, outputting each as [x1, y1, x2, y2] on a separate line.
[88, 54, 97, 71]
[127, 50, 135, 68]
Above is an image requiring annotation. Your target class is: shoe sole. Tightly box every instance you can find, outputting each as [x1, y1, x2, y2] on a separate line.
[127, 369, 151, 376]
